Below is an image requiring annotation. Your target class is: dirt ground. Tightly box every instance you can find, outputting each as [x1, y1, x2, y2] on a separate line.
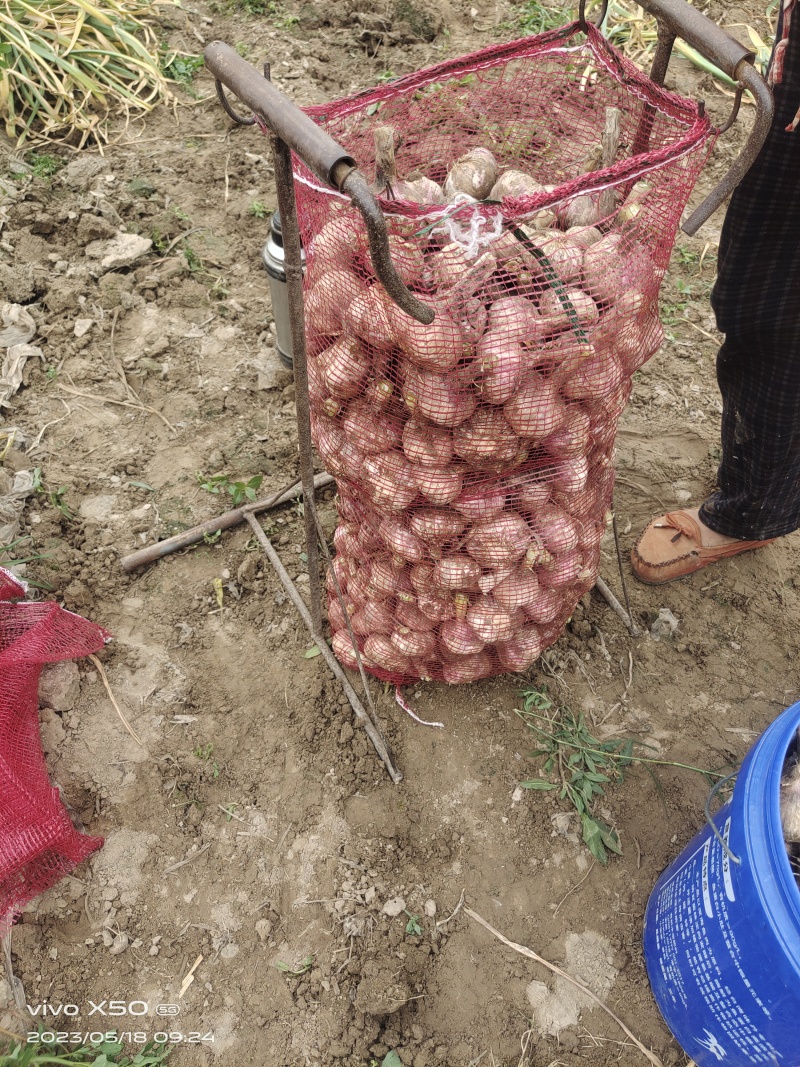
[1, 0, 796, 1064]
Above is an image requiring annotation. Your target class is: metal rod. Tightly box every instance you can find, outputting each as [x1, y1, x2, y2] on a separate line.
[683, 62, 773, 235]
[244, 512, 402, 784]
[270, 133, 323, 635]
[631, 0, 754, 78]
[648, 23, 677, 86]
[629, 25, 676, 172]
[595, 576, 641, 638]
[611, 510, 638, 634]
[119, 472, 334, 573]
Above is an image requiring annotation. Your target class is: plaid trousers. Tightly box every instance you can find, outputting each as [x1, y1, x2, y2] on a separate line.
[703, 8, 800, 539]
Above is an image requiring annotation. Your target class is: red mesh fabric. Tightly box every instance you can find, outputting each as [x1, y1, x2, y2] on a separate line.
[0, 567, 110, 934]
[292, 23, 715, 684]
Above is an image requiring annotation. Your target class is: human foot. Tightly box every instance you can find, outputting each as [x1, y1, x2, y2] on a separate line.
[630, 508, 776, 585]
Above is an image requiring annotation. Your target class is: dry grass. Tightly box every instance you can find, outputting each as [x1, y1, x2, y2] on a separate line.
[0, 0, 178, 147]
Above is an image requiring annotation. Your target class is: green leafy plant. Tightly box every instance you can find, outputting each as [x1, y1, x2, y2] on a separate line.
[512, 0, 575, 33]
[31, 468, 74, 519]
[248, 200, 269, 218]
[182, 242, 203, 273]
[518, 686, 634, 864]
[210, 0, 277, 15]
[274, 954, 312, 977]
[404, 911, 422, 936]
[0, 535, 53, 590]
[195, 471, 264, 507]
[193, 742, 220, 778]
[28, 152, 64, 178]
[517, 686, 725, 865]
[0, 1033, 172, 1064]
[161, 52, 204, 85]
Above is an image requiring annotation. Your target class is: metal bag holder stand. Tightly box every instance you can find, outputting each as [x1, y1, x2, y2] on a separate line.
[202, 2, 773, 778]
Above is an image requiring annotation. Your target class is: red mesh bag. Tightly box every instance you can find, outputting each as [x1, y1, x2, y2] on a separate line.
[293, 22, 715, 684]
[0, 568, 110, 934]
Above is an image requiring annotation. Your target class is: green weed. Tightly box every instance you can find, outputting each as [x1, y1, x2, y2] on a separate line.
[0, 1033, 172, 1064]
[195, 471, 263, 507]
[248, 200, 269, 218]
[502, 0, 578, 34]
[31, 468, 74, 519]
[404, 911, 422, 936]
[161, 53, 204, 85]
[517, 685, 726, 865]
[211, 0, 278, 15]
[517, 686, 629, 864]
[182, 242, 203, 273]
[193, 742, 220, 779]
[0, 535, 53, 590]
[28, 153, 64, 179]
[274, 955, 312, 977]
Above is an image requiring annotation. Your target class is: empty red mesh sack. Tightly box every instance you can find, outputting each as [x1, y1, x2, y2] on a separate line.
[292, 22, 715, 684]
[0, 568, 110, 934]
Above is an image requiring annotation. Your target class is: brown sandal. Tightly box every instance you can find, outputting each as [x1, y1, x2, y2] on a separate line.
[631, 510, 776, 585]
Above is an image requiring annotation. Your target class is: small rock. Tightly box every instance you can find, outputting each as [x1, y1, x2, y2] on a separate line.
[85, 232, 152, 274]
[651, 607, 679, 642]
[343, 915, 366, 938]
[423, 899, 437, 918]
[255, 919, 272, 942]
[364, 886, 376, 905]
[60, 157, 108, 190]
[76, 213, 117, 245]
[30, 215, 55, 236]
[382, 896, 406, 918]
[127, 177, 157, 198]
[220, 943, 239, 959]
[73, 318, 93, 338]
[48, 947, 57, 961]
[39, 661, 80, 711]
[109, 931, 128, 954]
[255, 349, 291, 391]
[551, 812, 572, 836]
[40, 708, 66, 754]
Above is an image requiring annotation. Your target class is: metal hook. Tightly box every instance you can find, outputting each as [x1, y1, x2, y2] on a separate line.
[578, 0, 610, 33]
[718, 84, 744, 134]
[215, 78, 255, 126]
[704, 770, 742, 865]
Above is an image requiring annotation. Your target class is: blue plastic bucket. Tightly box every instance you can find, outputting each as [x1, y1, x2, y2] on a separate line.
[644, 701, 800, 1066]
